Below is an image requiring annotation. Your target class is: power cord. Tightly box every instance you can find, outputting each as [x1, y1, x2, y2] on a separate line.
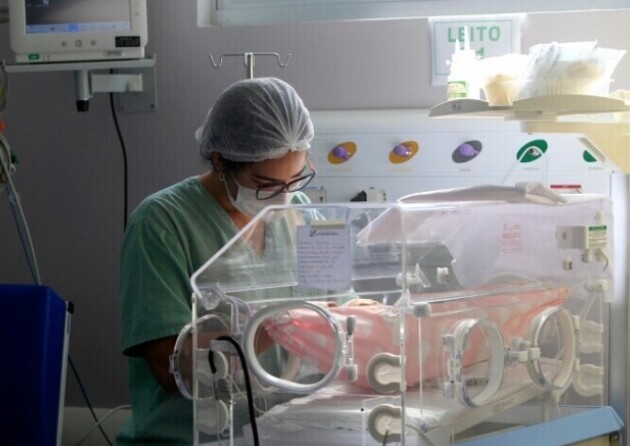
[0, 131, 41, 284]
[215, 336, 260, 446]
[73, 404, 131, 446]
[0, 61, 7, 115]
[68, 357, 115, 446]
[109, 90, 129, 230]
[7, 189, 39, 283]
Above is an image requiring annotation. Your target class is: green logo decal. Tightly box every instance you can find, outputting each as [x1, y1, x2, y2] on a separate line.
[583, 150, 597, 163]
[517, 139, 548, 163]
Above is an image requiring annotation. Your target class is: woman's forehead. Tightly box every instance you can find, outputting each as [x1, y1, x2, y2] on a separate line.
[248, 151, 308, 174]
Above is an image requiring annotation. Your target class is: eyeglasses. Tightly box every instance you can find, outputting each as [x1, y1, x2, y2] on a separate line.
[255, 158, 317, 200]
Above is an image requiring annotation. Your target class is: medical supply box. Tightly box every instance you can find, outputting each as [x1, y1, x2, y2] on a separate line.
[0, 285, 71, 446]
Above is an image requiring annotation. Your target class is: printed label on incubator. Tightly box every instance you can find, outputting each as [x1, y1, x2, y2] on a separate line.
[588, 225, 607, 249]
[296, 225, 352, 291]
[501, 223, 522, 254]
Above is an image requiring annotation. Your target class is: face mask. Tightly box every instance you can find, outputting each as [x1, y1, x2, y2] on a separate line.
[225, 174, 294, 218]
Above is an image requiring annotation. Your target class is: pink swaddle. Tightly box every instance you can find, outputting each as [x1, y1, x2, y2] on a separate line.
[263, 285, 569, 390]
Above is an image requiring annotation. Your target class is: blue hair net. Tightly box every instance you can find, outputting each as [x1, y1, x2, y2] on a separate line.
[196, 77, 314, 163]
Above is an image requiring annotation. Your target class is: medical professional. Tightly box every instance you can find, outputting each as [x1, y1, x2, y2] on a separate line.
[117, 77, 316, 445]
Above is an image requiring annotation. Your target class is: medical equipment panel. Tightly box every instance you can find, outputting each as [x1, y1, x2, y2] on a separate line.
[306, 109, 613, 203]
[9, 0, 148, 63]
[174, 184, 613, 445]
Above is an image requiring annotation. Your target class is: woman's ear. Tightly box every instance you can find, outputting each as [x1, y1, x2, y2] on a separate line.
[210, 152, 224, 174]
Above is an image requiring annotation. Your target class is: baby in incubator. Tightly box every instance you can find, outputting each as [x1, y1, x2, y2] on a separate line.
[263, 285, 568, 392]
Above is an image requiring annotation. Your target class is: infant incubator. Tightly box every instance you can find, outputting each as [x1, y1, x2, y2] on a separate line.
[171, 183, 613, 445]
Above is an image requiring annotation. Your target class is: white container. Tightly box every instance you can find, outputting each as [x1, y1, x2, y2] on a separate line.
[447, 38, 480, 100]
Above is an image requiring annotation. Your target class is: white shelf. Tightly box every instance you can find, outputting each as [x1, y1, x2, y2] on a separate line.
[429, 99, 513, 118]
[4, 56, 156, 73]
[513, 94, 630, 116]
[429, 95, 630, 173]
[430, 95, 630, 120]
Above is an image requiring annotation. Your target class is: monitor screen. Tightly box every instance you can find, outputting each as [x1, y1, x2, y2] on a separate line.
[10, 0, 148, 63]
[25, 0, 131, 34]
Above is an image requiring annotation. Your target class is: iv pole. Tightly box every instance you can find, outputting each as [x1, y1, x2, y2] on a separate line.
[209, 52, 291, 79]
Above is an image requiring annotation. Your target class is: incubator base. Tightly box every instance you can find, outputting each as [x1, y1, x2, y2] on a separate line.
[244, 364, 550, 446]
[244, 403, 619, 446]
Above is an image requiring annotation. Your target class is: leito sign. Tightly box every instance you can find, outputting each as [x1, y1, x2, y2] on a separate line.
[429, 15, 523, 86]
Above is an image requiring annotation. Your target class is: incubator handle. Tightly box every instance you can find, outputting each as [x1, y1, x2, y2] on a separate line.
[573, 363, 605, 397]
[195, 398, 229, 435]
[366, 352, 403, 394]
[367, 404, 402, 444]
[345, 316, 359, 382]
[399, 182, 567, 206]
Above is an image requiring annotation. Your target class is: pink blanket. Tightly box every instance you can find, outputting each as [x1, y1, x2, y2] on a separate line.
[263, 285, 568, 390]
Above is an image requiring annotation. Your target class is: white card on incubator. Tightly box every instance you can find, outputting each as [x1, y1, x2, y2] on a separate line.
[297, 224, 351, 291]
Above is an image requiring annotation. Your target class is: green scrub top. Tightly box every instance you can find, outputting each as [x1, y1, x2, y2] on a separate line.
[117, 176, 309, 446]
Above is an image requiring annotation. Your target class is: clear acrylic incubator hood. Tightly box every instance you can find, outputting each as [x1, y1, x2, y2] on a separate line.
[171, 183, 615, 446]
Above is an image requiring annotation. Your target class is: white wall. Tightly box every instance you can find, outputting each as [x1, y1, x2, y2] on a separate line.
[0, 2, 629, 410]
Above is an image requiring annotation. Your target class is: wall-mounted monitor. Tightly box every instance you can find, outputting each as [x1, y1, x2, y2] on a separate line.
[9, 0, 148, 63]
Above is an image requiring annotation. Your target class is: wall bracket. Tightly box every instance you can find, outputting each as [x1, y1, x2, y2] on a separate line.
[4, 55, 157, 112]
